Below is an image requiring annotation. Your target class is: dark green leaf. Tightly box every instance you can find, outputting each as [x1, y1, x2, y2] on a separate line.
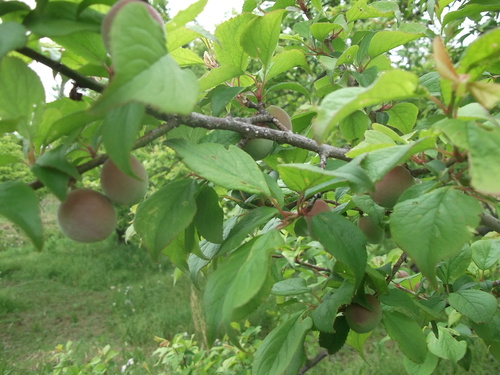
[319, 316, 350, 355]
[312, 281, 354, 332]
[271, 278, 311, 296]
[448, 290, 497, 324]
[194, 186, 223, 244]
[0, 22, 27, 59]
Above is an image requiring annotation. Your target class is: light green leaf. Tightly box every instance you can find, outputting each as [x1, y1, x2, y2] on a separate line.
[312, 281, 354, 333]
[346, 0, 396, 22]
[310, 22, 341, 41]
[345, 330, 372, 359]
[0, 22, 27, 59]
[427, 326, 467, 362]
[339, 110, 370, 141]
[442, 2, 500, 28]
[134, 179, 198, 260]
[92, 3, 198, 115]
[0, 181, 43, 250]
[167, 47, 204, 66]
[278, 164, 342, 192]
[312, 212, 367, 289]
[214, 13, 256, 70]
[314, 70, 424, 141]
[383, 311, 427, 363]
[403, 351, 439, 375]
[53, 32, 107, 66]
[271, 278, 311, 296]
[0, 57, 45, 133]
[102, 102, 145, 178]
[448, 290, 497, 324]
[204, 231, 284, 343]
[166, 0, 208, 32]
[167, 139, 271, 196]
[337, 45, 360, 66]
[240, 10, 286, 68]
[368, 30, 424, 59]
[265, 82, 311, 101]
[386, 102, 418, 134]
[391, 187, 482, 287]
[266, 50, 308, 81]
[253, 311, 312, 375]
[198, 65, 244, 92]
[459, 29, 500, 78]
[194, 186, 223, 244]
[437, 119, 500, 195]
[471, 240, 500, 270]
[166, 27, 201, 51]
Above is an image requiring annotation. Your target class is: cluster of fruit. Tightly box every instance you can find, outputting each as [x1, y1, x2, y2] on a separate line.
[57, 156, 148, 243]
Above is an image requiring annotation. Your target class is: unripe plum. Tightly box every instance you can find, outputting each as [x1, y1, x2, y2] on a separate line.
[357, 216, 384, 244]
[100, 156, 148, 205]
[369, 166, 414, 208]
[58, 189, 117, 243]
[102, 0, 164, 52]
[344, 294, 382, 333]
[242, 138, 275, 160]
[267, 105, 292, 131]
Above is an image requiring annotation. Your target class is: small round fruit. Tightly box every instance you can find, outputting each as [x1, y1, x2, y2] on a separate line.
[267, 105, 292, 131]
[58, 189, 117, 243]
[102, 0, 164, 52]
[345, 294, 382, 334]
[357, 216, 384, 244]
[100, 156, 148, 205]
[395, 270, 409, 278]
[370, 166, 414, 208]
[242, 138, 275, 160]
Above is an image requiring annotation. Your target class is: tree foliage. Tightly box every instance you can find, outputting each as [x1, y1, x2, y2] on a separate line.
[1, 0, 500, 373]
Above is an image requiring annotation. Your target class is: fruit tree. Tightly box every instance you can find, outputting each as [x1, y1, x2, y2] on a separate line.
[0, 0, 499, 373]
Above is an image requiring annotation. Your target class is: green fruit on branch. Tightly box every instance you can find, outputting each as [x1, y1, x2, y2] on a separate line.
[369, 166, 414, 208]
[357, 216, 384, 244]
[242, 138, 275, 160]
[267, 105, 292, 131]
[100, 156, 148, 205]
[344, 294, 382, 333]
[102, 0, 164, 52]
[57, 189, 117, 243]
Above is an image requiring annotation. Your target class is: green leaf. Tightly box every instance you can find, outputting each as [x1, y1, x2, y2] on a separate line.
[271, 278, 311, 296]
[44, 110, 101, 144]
[0, 22, 27, 59]
[386, 102, 419, 134]
[383, 311, 428, 363]
[194, 186, 223, 244]
[214, 13, 256, 70]
[92, 2, 198, 115]
[437, 119, 500, 195]
[167, 139, 271, 196]
[278, 164, 342, 193]
[198, 65, 244, 92]
[240, 10, 286, 68]
[310, 22, 342, 41]
[165, 0, 208, 32]
[345, 330, 372, 359]
[102, 102, 145, 178]
[219, 206, 278, 256]
[0, 57, 45, 133]
[427, 326, 467, 362]
[442, 3, 500, 28]
[346, 0, 396, 22]
[403, 351, 439, 375]
[368, 30, 424, 59]
[0, 1, 30, 16]
[391, 187, 482, 287]
[312, 281, 354, 333]
[315, 70, 424, 141]
[265, 82, 311, 102]
[0, 181, 43, 250]
[266, 50, 308, 81]
[134, 179, 198, 260]
[312, 212, 367, 289]
[339, 110, 370, 142]
[458, 29, 500, 79]
[253, 311, 313, 375]
[473, 311, 500, 360]
[437, 245, 472, 284]
[209, 86, 246, 117]
[319, 316, 351, 355]
[471, 240, 500, 270]
[448, 290, 497, 324]
[204, 231, 283, 343]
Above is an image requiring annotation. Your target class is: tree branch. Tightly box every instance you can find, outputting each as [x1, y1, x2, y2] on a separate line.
[299, 350, 329, 374]
[480, 213, 500, 234]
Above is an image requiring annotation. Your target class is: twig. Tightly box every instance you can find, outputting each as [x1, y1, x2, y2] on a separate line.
[386, 252, 407, 283]
[480, 213, 500, 234]
[298, 350, 329, 374]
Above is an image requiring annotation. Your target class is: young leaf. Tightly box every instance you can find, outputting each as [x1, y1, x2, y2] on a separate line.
[312, 212, 367, 289]
[92, 2, 198, 115]
[383, 311, 428, 364]
[314, 70, 424, 141]
[448, 290, 497, 324]
[427, 326, 467, 362]
[102, 102, 145, 178]
[391, 187, 482, 288]
[0, 181, 43, 250]
[166, 139, 271, 196]
[134, 179, 198, 260]
[240, 10, 286, 68]
[253, 311, 313, 375]
[165, 0, 207, 32]
[194, 186, 223, 244]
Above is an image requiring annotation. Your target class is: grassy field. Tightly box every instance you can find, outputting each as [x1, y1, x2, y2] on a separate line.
[1, 199, 499, 374]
